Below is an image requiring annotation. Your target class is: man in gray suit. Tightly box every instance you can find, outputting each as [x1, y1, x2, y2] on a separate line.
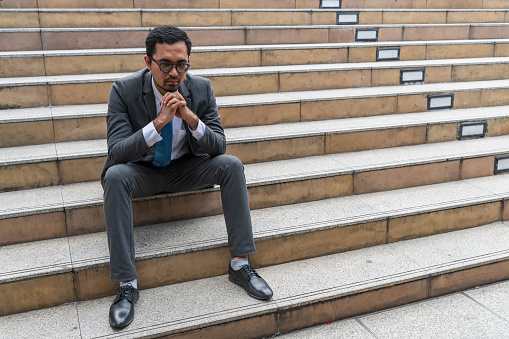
[102, 25, 273, 329]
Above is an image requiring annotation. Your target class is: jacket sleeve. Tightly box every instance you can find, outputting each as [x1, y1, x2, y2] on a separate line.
[106, 80, 151, 165]
[191, 79, 226, 157]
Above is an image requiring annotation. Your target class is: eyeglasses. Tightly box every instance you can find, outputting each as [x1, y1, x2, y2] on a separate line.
[150, 57, 190, 73]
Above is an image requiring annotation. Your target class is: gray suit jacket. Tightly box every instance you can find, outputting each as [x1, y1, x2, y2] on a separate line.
[101, 68, 226, 182]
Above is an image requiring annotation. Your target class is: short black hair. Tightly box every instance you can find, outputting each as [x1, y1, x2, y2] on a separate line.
[145, 25, 192, 58]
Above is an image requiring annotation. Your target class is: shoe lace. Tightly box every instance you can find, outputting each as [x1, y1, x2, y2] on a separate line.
[118, 284, 135, 302]
[240, 264, 260, 278]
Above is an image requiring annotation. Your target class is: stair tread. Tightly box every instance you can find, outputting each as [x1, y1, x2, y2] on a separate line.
[2, 220, 509, 337]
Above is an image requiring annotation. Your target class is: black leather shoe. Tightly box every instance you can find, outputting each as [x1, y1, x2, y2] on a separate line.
[109, 284, 139, 329]
[228, 263, 273, 300]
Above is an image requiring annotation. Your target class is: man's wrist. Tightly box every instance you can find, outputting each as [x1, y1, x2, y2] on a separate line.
[152, 117, 167, 133]
[184, 109, 199, 131]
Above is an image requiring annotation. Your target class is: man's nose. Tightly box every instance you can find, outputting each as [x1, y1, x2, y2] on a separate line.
[169, 66, 179, 76]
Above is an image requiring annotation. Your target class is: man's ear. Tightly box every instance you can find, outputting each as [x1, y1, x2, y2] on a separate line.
[144, 55, 151, 71]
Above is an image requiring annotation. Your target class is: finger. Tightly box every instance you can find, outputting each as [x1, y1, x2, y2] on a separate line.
[161, 92, 177, 104]
[174, 91, 184, 101]
[163, 97, 179, 107]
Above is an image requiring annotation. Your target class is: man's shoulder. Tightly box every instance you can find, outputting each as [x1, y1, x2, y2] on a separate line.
[183, 73, 211, 89]
[113, 69, 150, 92]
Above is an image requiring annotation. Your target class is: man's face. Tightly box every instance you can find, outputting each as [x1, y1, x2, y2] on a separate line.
[144, 41, 189, 95]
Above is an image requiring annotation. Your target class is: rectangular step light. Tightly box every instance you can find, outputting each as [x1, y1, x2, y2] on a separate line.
[355, 28, 378, 42]
[459, 121, 487, 139]
[376, 47, 400, 61]
[427, 94, 454, 110]
[400, 68, 425, 84]
[337, 12, 359, 25]
[494, 156, 509, 174]
[321, 0, 341, 8]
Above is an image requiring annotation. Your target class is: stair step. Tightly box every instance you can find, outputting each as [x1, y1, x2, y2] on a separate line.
[1, 135, 509, 244]
[2, 218, 509, 334]
[3, 101, 508, 149]
[3, 23, 509, 51]
[3, 8, 509, 29]
[2, 0, 508, 9]
[4, 57, 509, 103]
[278, 280, 509, 338]
[4, 39, 509, 77]
[2, 103, 509, 148]
[2, 74, 509, 115]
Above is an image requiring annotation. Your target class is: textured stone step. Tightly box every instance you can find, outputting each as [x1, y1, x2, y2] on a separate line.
[2, 101, 509, 158]
[278, 280, 509, 338]
[4, 39, 509, 78]
[2, 135, 509, 246]
[3, 23, 509, 51]
[4, 57, 509, 107]
[1, 0, 508, 9]
[4, 58, 509, 109]
[218, 79, 509, 127]
[3, 8, 509, 29]
[2, 201, 509, 331]
[2, 69, 509, 116]
[3, 102, 508, 149]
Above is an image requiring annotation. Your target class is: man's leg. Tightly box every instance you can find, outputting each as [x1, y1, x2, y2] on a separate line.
[102, 162, 163, 282]
[162, 154, 255, 257]
[102, 162, 164, 329]
[162, 154, 272, 300]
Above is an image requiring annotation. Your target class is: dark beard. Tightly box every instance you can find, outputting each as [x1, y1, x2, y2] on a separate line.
[161, 78, 180, 92]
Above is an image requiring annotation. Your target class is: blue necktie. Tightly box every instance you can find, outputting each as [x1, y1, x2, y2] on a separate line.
[152, 120, 173, 167]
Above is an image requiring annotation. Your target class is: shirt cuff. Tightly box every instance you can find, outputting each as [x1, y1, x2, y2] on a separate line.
[143, 121, 162, 147]
[190, 119, 206, 141]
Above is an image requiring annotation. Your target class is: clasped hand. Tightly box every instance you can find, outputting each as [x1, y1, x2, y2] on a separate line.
[153, 91, 198, 132]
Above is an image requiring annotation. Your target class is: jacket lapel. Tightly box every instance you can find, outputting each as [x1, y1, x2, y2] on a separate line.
[142, 70, 157, 121]
[179, 79, 192, 110]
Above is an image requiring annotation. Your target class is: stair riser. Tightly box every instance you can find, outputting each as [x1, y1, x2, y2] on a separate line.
[299, 88, 509, 122]
[0, 118, 106, 148]
[0, 200, 503, 317]
[5, 42, 509, 78]
[159, 314, 278, 339]
[0, 11, 337, 29]
[0, 0, 309, 9]
[2, 0, 508, 9]
[0, 273, 75, 318]
[4, 62, 509, 108]
[5, 84, 506, 123]
[3, 25, 509, 51]
[4, 10, 509, 29]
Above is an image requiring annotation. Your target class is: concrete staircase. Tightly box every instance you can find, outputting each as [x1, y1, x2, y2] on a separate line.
[2, 0, 509, 337]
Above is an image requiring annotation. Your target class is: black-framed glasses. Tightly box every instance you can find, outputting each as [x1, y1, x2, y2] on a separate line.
[150, 57, 190, 73]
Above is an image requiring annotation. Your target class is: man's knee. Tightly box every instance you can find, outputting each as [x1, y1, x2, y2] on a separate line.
[103, 164, 134, 190]
[216, 154, 244, 174]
